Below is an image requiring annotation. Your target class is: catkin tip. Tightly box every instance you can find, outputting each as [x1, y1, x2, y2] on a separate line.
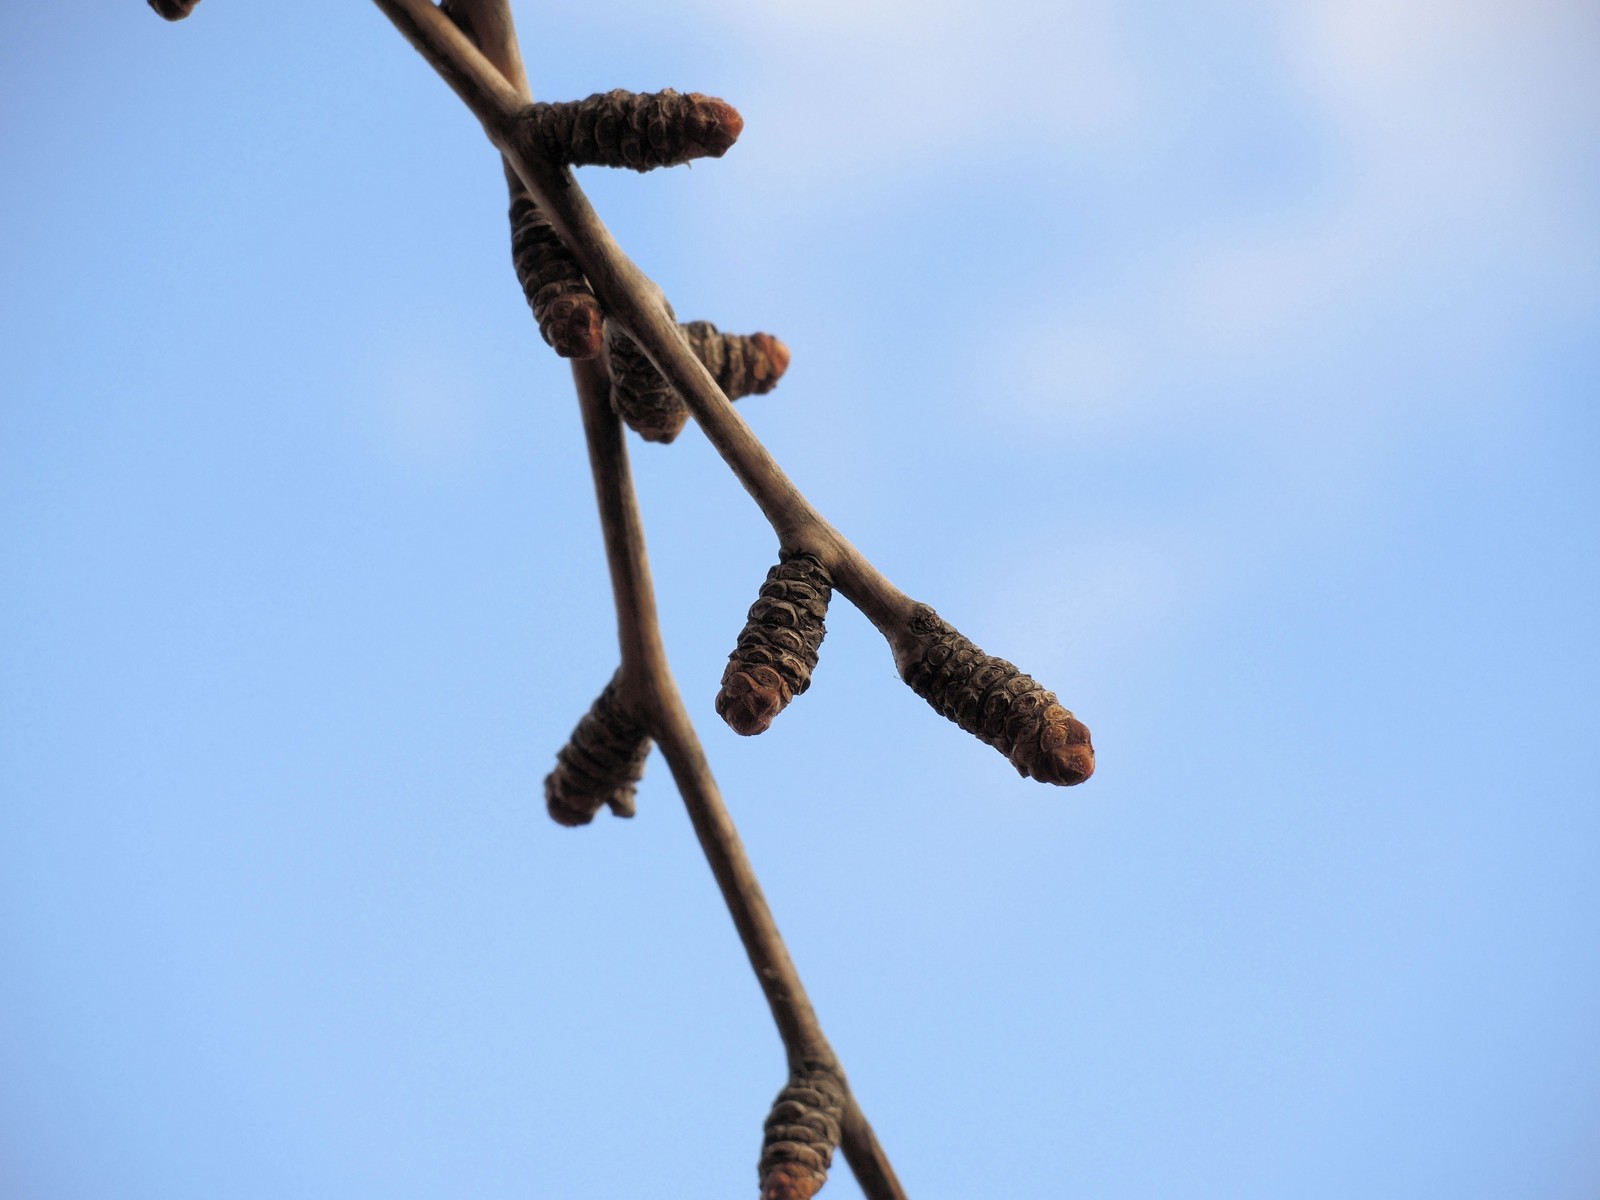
[751, 333, 791, 384]
[545, 299, 605, 360]
[1030, 716, 1096, 786]
[637, 417, 687, 444]
[149, 0, 199, 19]
[760, 1164, 824, 1200]
[694, 96, 744, 157]
[545, 790, 599, 828]
[715, 680, 785, 737]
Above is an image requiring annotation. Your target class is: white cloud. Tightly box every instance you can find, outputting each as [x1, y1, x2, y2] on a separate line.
[1000, 0, 1598, 425]
[969, 0, 1599, 645]
[685, 0, 1150, 178]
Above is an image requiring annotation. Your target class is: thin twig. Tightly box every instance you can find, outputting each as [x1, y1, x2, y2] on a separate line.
[572, 356, 826, 1058]
[571, 354, 905, 1199]
[435, 2, 541, 239]
[436, 1, 910, 1194]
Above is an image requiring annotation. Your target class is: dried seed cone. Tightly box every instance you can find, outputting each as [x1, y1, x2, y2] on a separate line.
[544, 673, 651, 826]
[606, 323, 690, 444]
[717, 552, 832, 736]
[759, 1063, 846, 1200]
[525, 88, 743, 172]
[148, 0, 200, 19]
[509, 196, 603, 359]
[898, 605, 1095, 786]
[683, 321, 792, 399]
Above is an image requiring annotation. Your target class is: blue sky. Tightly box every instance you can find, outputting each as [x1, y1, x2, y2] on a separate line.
[3, 2, 1598, 1197]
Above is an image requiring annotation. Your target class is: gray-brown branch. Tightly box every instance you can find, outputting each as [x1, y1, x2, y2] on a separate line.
[434, 2, 908, 1195]
[570, 356, 906, 1200]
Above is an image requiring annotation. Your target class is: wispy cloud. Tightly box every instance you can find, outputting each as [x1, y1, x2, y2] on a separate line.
[1004, 0, 1598, 427]
[686, 0, 1151, 177]
[962, 0, 1600, 647]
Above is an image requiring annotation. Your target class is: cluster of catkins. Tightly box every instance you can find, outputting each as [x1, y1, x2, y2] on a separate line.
[714, 557, 1094, 786]
[139, 3, 1094, 814]
[507, 89, 791, 442]
[483, 86, 808, 824]
[515, 90, 1094, 822]
[495, 79, 1095, 1200]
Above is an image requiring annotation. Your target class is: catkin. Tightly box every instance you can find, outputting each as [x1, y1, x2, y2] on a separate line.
[544, 673, 651, 826]
[509, 195, 604, 359]
[606, 323, 690, 444]
[758, 1062, 846, 1200]
[607, 319, 792, 444]
[682, 321, 791, 400]
[717, 552, 832, 736]
[898, 605, 1095, 786]
[522, 88, 743, 172]
[148, 0, 200, 19]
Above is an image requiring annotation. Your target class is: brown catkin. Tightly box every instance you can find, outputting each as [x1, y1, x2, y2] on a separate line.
[682, 321, 792, 400]
[606, 322, 689, 444]
[717, 552, 832, 736]
[148, 0, 200, 19]
[509, 195, 603, 359]
[898, 605, 1095, 786]
[607, 319, 792, 444]
[544, 673, 651, 826]
[758, 1062, 847, 1200]
[522, 88, 743, 172]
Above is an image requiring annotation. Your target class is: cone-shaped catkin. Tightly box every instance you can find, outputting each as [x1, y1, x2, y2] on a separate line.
[148, 0, 200, 19]
[683, 321, 791, 399]
[522, 88, 743, 172]
[717, 552, 832, 736]
[544, 673, 651, 826]
[509, 195, 603, 359]
[897, 605, 1094, 786]
[606, 322, 690, 444]
[607, 319, 792, 444]
[758, 1062, 846, 1200]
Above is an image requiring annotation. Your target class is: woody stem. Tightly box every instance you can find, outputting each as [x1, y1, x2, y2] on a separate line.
[431, 1, 908, 1196]
[571, 355, 908, 1200]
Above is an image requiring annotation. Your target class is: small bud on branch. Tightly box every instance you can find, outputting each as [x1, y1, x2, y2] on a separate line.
[898, 605, 1094, 786]
[544, 672, 652, 825]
